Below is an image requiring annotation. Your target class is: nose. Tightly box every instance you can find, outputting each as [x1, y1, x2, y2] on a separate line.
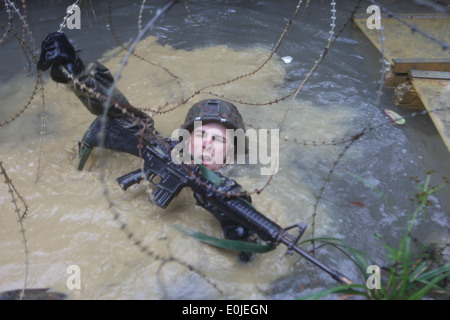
[202, 134, 214, 148]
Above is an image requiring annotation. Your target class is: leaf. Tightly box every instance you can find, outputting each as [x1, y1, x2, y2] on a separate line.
[173, 224, 275, 253]
[297, 284, 369, 300]
[384, 109, 405, 125]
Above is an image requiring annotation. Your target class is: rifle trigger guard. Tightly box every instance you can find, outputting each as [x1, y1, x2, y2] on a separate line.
[278, 222, 307, 255]
[148, 173, 161, 187]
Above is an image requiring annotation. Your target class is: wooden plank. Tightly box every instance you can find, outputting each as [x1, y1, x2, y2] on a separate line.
[354, 14, 450, 151]
[392, 58, 450, 73]
[353, 15, 450, 74]
[410, 72, 450, 152]
[410, 70, 450, 80]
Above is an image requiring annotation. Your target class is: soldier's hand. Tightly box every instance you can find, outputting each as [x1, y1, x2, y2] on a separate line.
[37, 32, 76, 71]
[37, 32, 84, 83]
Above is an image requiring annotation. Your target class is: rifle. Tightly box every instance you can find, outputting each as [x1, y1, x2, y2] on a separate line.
[35, 27, 352, 285]
[105, 121, 352, 286]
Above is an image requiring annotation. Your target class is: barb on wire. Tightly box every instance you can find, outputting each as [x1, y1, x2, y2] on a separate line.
[0, 161, 29, 300]
[138, 0, 147, 32]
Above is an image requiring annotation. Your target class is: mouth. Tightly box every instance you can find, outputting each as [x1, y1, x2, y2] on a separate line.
[202, 155, 212, 165]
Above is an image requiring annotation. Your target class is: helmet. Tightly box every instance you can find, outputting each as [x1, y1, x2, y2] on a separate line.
[181, 99, 245, 132]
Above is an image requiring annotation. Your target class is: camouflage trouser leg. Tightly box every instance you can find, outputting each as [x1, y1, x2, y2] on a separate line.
[77, 116, 144, 170]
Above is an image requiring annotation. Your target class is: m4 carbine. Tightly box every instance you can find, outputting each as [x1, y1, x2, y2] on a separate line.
[35, 31, 352, 286]
[107, 122, 352, 286]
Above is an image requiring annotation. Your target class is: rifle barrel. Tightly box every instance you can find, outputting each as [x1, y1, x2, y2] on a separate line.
[279, 236, 352, 285]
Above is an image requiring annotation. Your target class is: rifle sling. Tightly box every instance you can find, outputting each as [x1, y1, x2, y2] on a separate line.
[196, 163, 224, 187]
[174, 225, 275, 253]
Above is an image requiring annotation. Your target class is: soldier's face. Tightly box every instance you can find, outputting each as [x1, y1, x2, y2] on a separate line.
[189, 122, 231, 172]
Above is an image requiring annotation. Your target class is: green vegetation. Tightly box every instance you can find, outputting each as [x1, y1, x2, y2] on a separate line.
[299, 172, 450, 300]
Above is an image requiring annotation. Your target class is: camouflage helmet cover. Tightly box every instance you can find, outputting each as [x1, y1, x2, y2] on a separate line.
[181, 99, 245, 132]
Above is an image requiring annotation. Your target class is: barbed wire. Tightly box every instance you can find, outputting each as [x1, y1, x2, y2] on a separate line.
[0, 0, 46, 183]
[413, 0, 449, 14]
[0, 161, 29, 300]
[369, 0, 450, 50]
[1, 0, 449, 298]
[81, 0, 225, 297]
[0, 0, 13, 47]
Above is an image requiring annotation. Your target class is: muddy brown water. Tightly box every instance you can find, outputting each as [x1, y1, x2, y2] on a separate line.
[0, 1, 448, 299]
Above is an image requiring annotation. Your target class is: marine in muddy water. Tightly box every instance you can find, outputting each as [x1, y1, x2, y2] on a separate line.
[36, 32, 353, 286]
[37, 32, 257, 261]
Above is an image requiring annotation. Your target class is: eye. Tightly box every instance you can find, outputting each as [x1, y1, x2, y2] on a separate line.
[213, 135, 225, 144]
